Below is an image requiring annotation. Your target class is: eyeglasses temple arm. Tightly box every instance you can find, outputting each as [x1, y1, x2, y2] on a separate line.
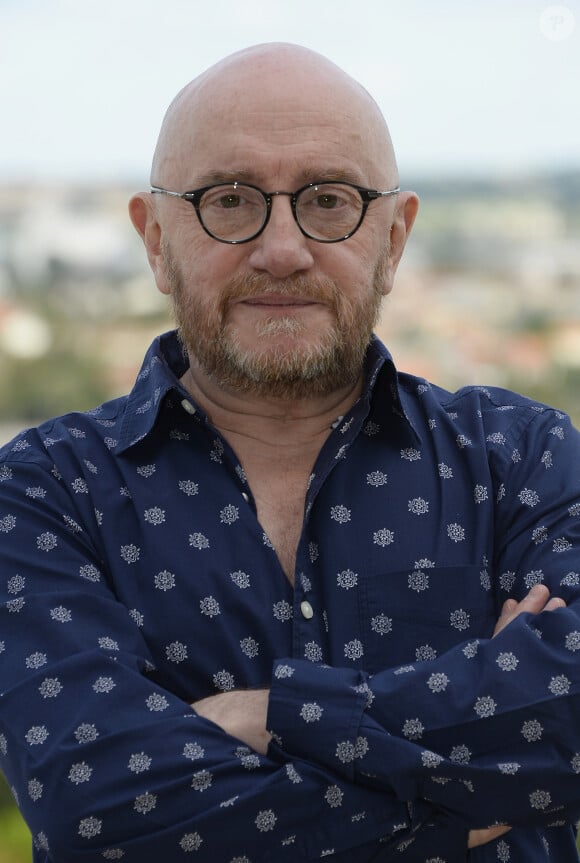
[377, 186, 401, 198]
[150, 186, 184, 198]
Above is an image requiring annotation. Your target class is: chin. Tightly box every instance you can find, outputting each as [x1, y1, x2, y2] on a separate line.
[233, 319, 320, 353]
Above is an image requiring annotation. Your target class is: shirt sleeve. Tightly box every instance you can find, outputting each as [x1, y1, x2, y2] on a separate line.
[0, 451, 418, 863]
[268, 411, 580, 831]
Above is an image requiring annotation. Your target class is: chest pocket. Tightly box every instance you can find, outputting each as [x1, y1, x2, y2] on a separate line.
[359, 565, 496, 674]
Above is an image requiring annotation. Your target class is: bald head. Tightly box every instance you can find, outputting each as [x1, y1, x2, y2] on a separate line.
[151, 43, 398, 190]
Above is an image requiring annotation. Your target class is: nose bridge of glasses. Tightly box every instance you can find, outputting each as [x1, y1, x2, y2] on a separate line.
[263, 190, 301, 232]
[267, 190, 297, 209]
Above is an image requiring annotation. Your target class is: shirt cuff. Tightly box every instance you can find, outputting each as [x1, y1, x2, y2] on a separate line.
[267, 658, 369, 780]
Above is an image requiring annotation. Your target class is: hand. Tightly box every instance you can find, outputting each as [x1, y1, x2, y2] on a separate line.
[192, 689, 271, 754]
[468, 825, 511, 848]
[493, 584, 566, 637]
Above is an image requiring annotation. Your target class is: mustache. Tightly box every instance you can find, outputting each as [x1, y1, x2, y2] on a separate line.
[219, 272, 340, 304]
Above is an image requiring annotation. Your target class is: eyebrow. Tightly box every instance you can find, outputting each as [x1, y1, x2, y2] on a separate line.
[185, 167, 368, 190]
[300, 167, 367, 186]
[190, 169, 255, 187]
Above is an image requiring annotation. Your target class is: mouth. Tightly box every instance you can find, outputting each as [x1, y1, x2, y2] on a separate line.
[239, 295, 319, 309]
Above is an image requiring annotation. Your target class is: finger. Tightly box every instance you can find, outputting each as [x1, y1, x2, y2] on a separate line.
[498, 598, 518, 618]
[520, 583, 550, 612]
[494, 587, 566, 637]
[493, 585, 553, 637]
[544, 596, 567, 612]
[516, 586, 565, 615]
[493, 599, 518, 636]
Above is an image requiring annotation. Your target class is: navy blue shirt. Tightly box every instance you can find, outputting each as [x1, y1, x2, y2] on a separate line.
[0, 330, 579, 862]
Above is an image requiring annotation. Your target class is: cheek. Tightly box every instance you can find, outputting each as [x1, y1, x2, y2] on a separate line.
[327, 249, 380, 302]
[167, 218, 228, 277]
[191, 243, 249, 290]
[317, 245, 363, 285]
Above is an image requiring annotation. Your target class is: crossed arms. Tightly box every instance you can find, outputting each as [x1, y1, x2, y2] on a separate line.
[192, 584, 567, 852]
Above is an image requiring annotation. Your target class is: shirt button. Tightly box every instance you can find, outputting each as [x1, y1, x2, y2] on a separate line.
[300, 600, 314, 620]
[181, 399, 196, 415]
[241, 492, 249, 503]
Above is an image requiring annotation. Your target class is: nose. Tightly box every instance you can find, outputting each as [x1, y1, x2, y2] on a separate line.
[247, 195, 315, 278]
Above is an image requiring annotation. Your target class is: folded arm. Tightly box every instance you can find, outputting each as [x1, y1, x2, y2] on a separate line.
[192, 586, 563, 852]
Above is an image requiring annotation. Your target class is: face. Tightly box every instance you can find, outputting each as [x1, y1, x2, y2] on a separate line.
[136, 47, 415, 400]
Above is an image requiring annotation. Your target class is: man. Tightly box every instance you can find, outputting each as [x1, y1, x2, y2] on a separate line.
[0, 43, 579, 862]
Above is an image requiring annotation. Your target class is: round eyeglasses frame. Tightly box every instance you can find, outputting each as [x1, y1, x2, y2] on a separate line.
[150, 180, 400, 244]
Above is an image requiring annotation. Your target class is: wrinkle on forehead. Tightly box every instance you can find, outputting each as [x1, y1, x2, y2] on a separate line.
[151, 43, 397, 188]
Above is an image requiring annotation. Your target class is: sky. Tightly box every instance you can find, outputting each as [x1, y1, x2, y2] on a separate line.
[1, 0, 579, 183]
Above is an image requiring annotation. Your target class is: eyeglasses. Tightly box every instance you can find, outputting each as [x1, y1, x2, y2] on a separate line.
[150, 180, 400, 244]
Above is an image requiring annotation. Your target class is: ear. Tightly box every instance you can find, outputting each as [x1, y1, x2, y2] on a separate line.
[128, 193, 171, 295]
[381, 191, 419, 296]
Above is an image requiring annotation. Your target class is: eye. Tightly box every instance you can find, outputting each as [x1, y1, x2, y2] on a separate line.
[300, 184, 358, 212]
[315, 194, 339, 210]
[217, 194, 242, 209]
[202, 185, 263, 212]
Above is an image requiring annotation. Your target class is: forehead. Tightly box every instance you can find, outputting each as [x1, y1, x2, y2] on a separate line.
[165, 59, 389, 187]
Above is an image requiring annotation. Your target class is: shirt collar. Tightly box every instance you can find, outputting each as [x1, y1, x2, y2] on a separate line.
[115, 331, 191, 453]
[115, 330, 418, 454]
[359, 335, 421, 443]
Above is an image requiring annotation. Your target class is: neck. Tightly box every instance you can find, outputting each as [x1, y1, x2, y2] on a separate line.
[181, 362, 363, 449]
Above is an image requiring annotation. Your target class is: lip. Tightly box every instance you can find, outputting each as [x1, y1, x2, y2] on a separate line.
[239, 295, 318, 307]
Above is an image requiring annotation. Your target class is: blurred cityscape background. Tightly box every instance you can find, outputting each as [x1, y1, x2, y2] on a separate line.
[1, 170, 579, 448]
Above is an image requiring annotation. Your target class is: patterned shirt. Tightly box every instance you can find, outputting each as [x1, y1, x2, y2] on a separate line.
[0, 330, 579, 863]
